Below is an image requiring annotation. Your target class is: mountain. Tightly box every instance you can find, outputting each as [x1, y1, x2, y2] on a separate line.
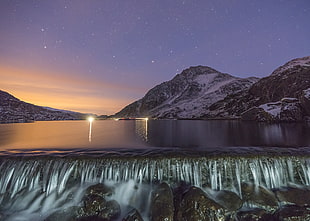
[208, 56, 310, 121]
[0, 90, 86, 123]
[114, 66, 258, 119]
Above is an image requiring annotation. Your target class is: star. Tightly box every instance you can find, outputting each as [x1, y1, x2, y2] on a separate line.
[151, 60, 155, 63]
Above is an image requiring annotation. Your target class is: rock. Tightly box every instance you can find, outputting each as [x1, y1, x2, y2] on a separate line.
[78, 183, 121, 221]
[280, 101, 303, 121]
[241, 183, 279, 212]
[241, 107, 265, 121]
[300, 88, 310, 116]
[177, 186, 225, 221]
[98, 200, 121, 220]
[45, 206, 80, 221]
[275, 187, 310, 206]
[173, 182, 192, 221]
[275, 205, 310, 221]
[236, 208, 276, 221]
[85, 183, 114, 198]
[149, 182, 174, 221]
[211, 189, 243, 212]
[76, 216, 106, 221]
[79, 197, 120, 220]
[83, 194, 107, 216]
[122, 209, 144, 221]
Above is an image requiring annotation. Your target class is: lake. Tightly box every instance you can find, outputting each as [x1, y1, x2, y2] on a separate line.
[1, 119, 310, 221]
[0, 119, 310, 156]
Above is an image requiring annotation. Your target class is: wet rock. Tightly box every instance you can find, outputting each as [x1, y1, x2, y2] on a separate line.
[83, 194, 107, 216]
[78, 183, 121, 221]
[150, 182, 174, 221]
[79, 198, 121, 220]
[76, 216, 106, 221]
[123, 208, 144, 221]
[236, 208, 276, 221]
[0, 212, 5, 221]
[211, 189, 243, 212]
[98, 200, 121, 220]
[45, 206, 79, 221]
[173, 182, 191, 221]
[177, 186, 225, 221]
[85, 183, 114, 198]
[241, 183, 279, 211]
[275, 205, 310, 221]
[275, 187, 310, 206]
[300, 88, 310, 116]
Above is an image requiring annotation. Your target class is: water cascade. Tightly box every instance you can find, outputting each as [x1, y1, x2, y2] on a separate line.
[1, 155, 310, 220]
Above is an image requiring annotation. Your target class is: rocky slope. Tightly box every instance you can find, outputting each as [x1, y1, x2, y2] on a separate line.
[208, 56, 310, 121]
[0, 90, 86, 123]
[114, 66, 258, 119]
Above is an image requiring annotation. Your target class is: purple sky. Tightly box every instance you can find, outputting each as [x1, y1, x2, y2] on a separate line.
[0, 0, 309, 114]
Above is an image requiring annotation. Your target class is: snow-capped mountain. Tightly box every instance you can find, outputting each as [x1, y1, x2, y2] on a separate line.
[114, 66, 258, 119]
[0, 90, 86, 123]
[209, 56, 310, 121]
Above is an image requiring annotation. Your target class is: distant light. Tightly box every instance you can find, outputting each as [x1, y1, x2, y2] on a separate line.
[144, 117, 148, 121]
[88, 116, 94, 123]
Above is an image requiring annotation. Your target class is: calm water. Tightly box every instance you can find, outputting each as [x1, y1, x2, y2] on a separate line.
[0, 119, 310, 156]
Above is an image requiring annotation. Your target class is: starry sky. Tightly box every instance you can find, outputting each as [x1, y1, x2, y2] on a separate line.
[0, 0, 309, 115]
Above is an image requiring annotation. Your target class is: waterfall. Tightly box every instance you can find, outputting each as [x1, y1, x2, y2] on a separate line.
[0, 155, 310, 220]
[1, 156, 310, 200]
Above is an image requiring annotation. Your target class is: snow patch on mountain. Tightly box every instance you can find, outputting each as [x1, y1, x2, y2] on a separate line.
[304, 88, 310, 99]
[259, 102, 281, 118]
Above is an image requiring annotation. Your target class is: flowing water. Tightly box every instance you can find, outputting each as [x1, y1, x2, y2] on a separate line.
[0, 120, 310, 220]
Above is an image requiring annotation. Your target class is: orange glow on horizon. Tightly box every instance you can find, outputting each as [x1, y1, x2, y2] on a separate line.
[0, 65, 143, 115]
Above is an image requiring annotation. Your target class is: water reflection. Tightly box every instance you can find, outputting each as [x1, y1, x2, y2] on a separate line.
[135, 119, 148, 142]
[137, 120, 310, 148]
[0, 120, 309, 152]
[88, 117, 94, 143]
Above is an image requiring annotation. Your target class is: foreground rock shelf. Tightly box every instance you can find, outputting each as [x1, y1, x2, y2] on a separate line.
[44, 182, 310, 221]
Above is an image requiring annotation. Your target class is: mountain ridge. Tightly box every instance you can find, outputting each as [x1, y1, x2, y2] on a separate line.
[114, 66, 259, 119]
[0, 90, 87, 123]
[208, 56, 310, 120]
[115, 56, 310, 121]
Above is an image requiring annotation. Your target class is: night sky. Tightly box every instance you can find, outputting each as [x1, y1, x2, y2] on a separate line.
[1, 0, 309, 115]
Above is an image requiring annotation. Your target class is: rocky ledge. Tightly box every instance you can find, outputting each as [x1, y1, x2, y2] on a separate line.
[45, 182, 310, 221]
[241, 88, 310, 122]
